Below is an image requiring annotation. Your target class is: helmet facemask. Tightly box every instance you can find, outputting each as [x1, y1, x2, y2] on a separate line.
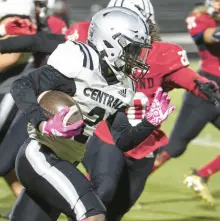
[110, 33, 150, 82]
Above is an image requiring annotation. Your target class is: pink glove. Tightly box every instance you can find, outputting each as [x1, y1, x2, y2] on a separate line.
[42, 107, 84, 138]
[145, 87, 175, 126]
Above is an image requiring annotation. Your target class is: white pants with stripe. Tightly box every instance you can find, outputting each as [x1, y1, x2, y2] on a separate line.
[0, 93, 17, 142]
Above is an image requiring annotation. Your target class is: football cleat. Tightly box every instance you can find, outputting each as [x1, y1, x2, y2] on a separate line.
[183, 169, 215, 206]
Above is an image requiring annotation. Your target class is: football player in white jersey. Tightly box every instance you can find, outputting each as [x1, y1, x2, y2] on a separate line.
[10, 7, 174, 221]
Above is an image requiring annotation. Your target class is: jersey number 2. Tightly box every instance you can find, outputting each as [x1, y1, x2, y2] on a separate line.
[178, 50, 190, 66]
[84, 107, 106, 126]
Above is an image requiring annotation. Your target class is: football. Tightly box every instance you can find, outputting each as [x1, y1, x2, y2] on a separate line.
[37, 90, 83, 125]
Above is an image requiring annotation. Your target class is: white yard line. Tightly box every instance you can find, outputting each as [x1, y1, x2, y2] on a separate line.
[191, 134, 220, 149]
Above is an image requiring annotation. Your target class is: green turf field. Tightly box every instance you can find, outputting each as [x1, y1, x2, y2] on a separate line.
[0, 60, 219, 221]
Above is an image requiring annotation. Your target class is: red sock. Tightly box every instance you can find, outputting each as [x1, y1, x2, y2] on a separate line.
[85, 173, 90, 181]
[151, 151, 170, 173]
[197, 155, 220, 178]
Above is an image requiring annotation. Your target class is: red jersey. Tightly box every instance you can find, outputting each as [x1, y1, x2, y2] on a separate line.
[47, 16, 68, 34]
[186, 12, 220, 76]
[65, 21, 90, 43]
[95, 42, 210, 159]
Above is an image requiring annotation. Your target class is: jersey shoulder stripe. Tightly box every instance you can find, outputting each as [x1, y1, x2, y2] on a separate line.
[73, 42, 87, 68]
[72, 41, 94, 71]
[80, 42, 94, 70]
[47, 40, 95, 79]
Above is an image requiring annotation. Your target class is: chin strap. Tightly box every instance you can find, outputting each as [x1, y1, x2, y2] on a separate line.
[103, 56, 126, 82]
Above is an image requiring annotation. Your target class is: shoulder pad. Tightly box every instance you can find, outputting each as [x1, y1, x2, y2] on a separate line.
[47, 41, 98, 78]
[149, 42, 190, 75]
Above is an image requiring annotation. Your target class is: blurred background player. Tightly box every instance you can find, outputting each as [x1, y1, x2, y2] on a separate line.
[0, 0, 37, 203]
[151, 0, 220, 205]
[0, 1, 68, 219]
[184, 154, 220, 205]
[31, 0, 67, 67]
[34, 0, 68, 34]
[51, 0, 69, 26]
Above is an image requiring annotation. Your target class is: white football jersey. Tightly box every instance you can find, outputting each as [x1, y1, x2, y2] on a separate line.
[29, 40, 136, 163]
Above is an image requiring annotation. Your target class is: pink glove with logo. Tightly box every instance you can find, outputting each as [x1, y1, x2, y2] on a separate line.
[42, 107, 84, 138]
[145, 87, 175, 126]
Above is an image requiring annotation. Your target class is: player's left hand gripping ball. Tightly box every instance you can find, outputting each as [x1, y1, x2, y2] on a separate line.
[145, 87, 175, 126]
[42, 107, 84, 138]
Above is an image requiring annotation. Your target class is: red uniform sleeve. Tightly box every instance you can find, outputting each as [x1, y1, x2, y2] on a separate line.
[65, 21, 90, 44]
[164, 67, 210, 98]
[158, 43, 190, 75]
[186, 13, 216, 38]
[47, 16, 68, 34]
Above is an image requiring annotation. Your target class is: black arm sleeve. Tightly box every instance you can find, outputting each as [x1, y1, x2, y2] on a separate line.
[0, 32, 65, 54]
[109, 109, 156, 152]
[10, 65, 76, 128]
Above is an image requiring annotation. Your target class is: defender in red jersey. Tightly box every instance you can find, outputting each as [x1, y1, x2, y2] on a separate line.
[94, 41, 211, 159]
[152, 0, 220, 206]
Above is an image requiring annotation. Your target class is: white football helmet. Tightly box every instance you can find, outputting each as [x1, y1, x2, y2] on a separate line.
[205, 0, 220, 17]
[107, 0, 156, 24]
[87, 7, 151, 82]
[0, 0, 35, 21]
